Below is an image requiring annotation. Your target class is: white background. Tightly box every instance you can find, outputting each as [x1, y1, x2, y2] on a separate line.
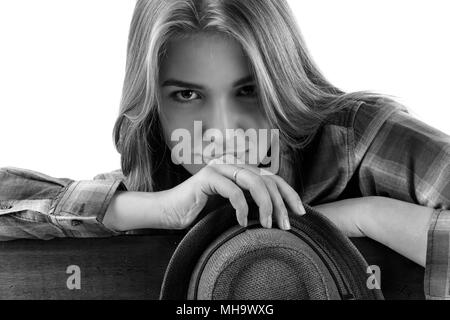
[0, 0, 449, 180]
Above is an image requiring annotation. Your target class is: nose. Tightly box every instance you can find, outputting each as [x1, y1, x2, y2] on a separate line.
[202, 100, 252, 157]
[204, 98, 241, 134]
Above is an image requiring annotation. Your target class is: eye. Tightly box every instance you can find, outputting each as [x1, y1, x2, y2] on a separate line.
[238, 85, 257, 98]
[170, 90, 201, 103]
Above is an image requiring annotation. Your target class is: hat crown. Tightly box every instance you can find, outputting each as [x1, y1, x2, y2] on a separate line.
[160, 201, 384, 300]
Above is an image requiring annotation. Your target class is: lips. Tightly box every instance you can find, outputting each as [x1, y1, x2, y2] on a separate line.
[202, 150, 248, 162]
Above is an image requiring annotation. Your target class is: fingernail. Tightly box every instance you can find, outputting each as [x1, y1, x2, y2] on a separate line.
[298, 201, 306, 215]
[266, 215, 272, 228]
[237, 210, 247, 227]
[283, 217, 291, 230]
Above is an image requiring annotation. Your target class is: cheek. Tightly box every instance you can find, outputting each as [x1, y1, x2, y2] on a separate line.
[160, 110, 186, 145]
[160, 116, 198, 155]
[240, 101, 269, 129]
[249, 113, 271, 133]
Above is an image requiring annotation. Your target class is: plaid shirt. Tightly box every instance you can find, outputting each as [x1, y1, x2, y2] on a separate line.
[0, 97, 449, 298]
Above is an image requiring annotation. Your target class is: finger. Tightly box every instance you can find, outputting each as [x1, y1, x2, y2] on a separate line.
[262, 176, 291, 230]
[241, 165, 306, 216]
[209, 163, 273, 228]
[200, 169, 249, 227]
[270, 174, 306, 216]
[236, 169, 273, 228]
[235, 164, 304, 218]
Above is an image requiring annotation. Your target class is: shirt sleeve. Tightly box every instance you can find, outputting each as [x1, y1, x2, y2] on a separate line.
[425, 208, 450, 299]
[351, 98, 450, 299]
[0, 167, 128, 241]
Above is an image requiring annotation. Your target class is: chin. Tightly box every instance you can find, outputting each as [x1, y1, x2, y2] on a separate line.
[181, 160, 262, 177]
[182, 163, 205, 176]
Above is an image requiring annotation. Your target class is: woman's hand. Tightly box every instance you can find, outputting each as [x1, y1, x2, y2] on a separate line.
[159, 155, 306, 230]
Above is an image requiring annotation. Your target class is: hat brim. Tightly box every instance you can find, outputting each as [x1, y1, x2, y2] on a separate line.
[159, 199, 384, 300]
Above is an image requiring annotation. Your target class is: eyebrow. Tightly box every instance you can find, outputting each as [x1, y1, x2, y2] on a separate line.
[161, 75, 254, 90]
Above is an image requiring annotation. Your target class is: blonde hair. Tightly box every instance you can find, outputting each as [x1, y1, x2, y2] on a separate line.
[113, 0, 397, 192]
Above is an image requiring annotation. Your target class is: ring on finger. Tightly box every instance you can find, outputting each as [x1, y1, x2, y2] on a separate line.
[232, 167, 245, 183]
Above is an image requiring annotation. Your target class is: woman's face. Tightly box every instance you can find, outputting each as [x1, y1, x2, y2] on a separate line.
[159, 32, 272, 175]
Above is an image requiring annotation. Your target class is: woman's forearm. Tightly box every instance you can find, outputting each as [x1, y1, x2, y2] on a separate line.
[313, 196, 440, 267]
[360, 197, 436, 267]
[103, 190, 170, 232]
[104, 191, 439, 267]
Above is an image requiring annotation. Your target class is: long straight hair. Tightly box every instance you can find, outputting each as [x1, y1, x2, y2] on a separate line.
[113, 0, 396, 192]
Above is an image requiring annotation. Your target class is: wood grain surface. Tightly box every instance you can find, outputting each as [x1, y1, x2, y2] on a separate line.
[0, 234, 424, 300]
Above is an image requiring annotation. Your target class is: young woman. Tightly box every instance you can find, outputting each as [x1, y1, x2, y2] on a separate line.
[0, 0, 449, 298]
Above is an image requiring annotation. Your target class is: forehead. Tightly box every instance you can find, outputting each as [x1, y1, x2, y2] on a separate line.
[159, 32, 253, 82]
